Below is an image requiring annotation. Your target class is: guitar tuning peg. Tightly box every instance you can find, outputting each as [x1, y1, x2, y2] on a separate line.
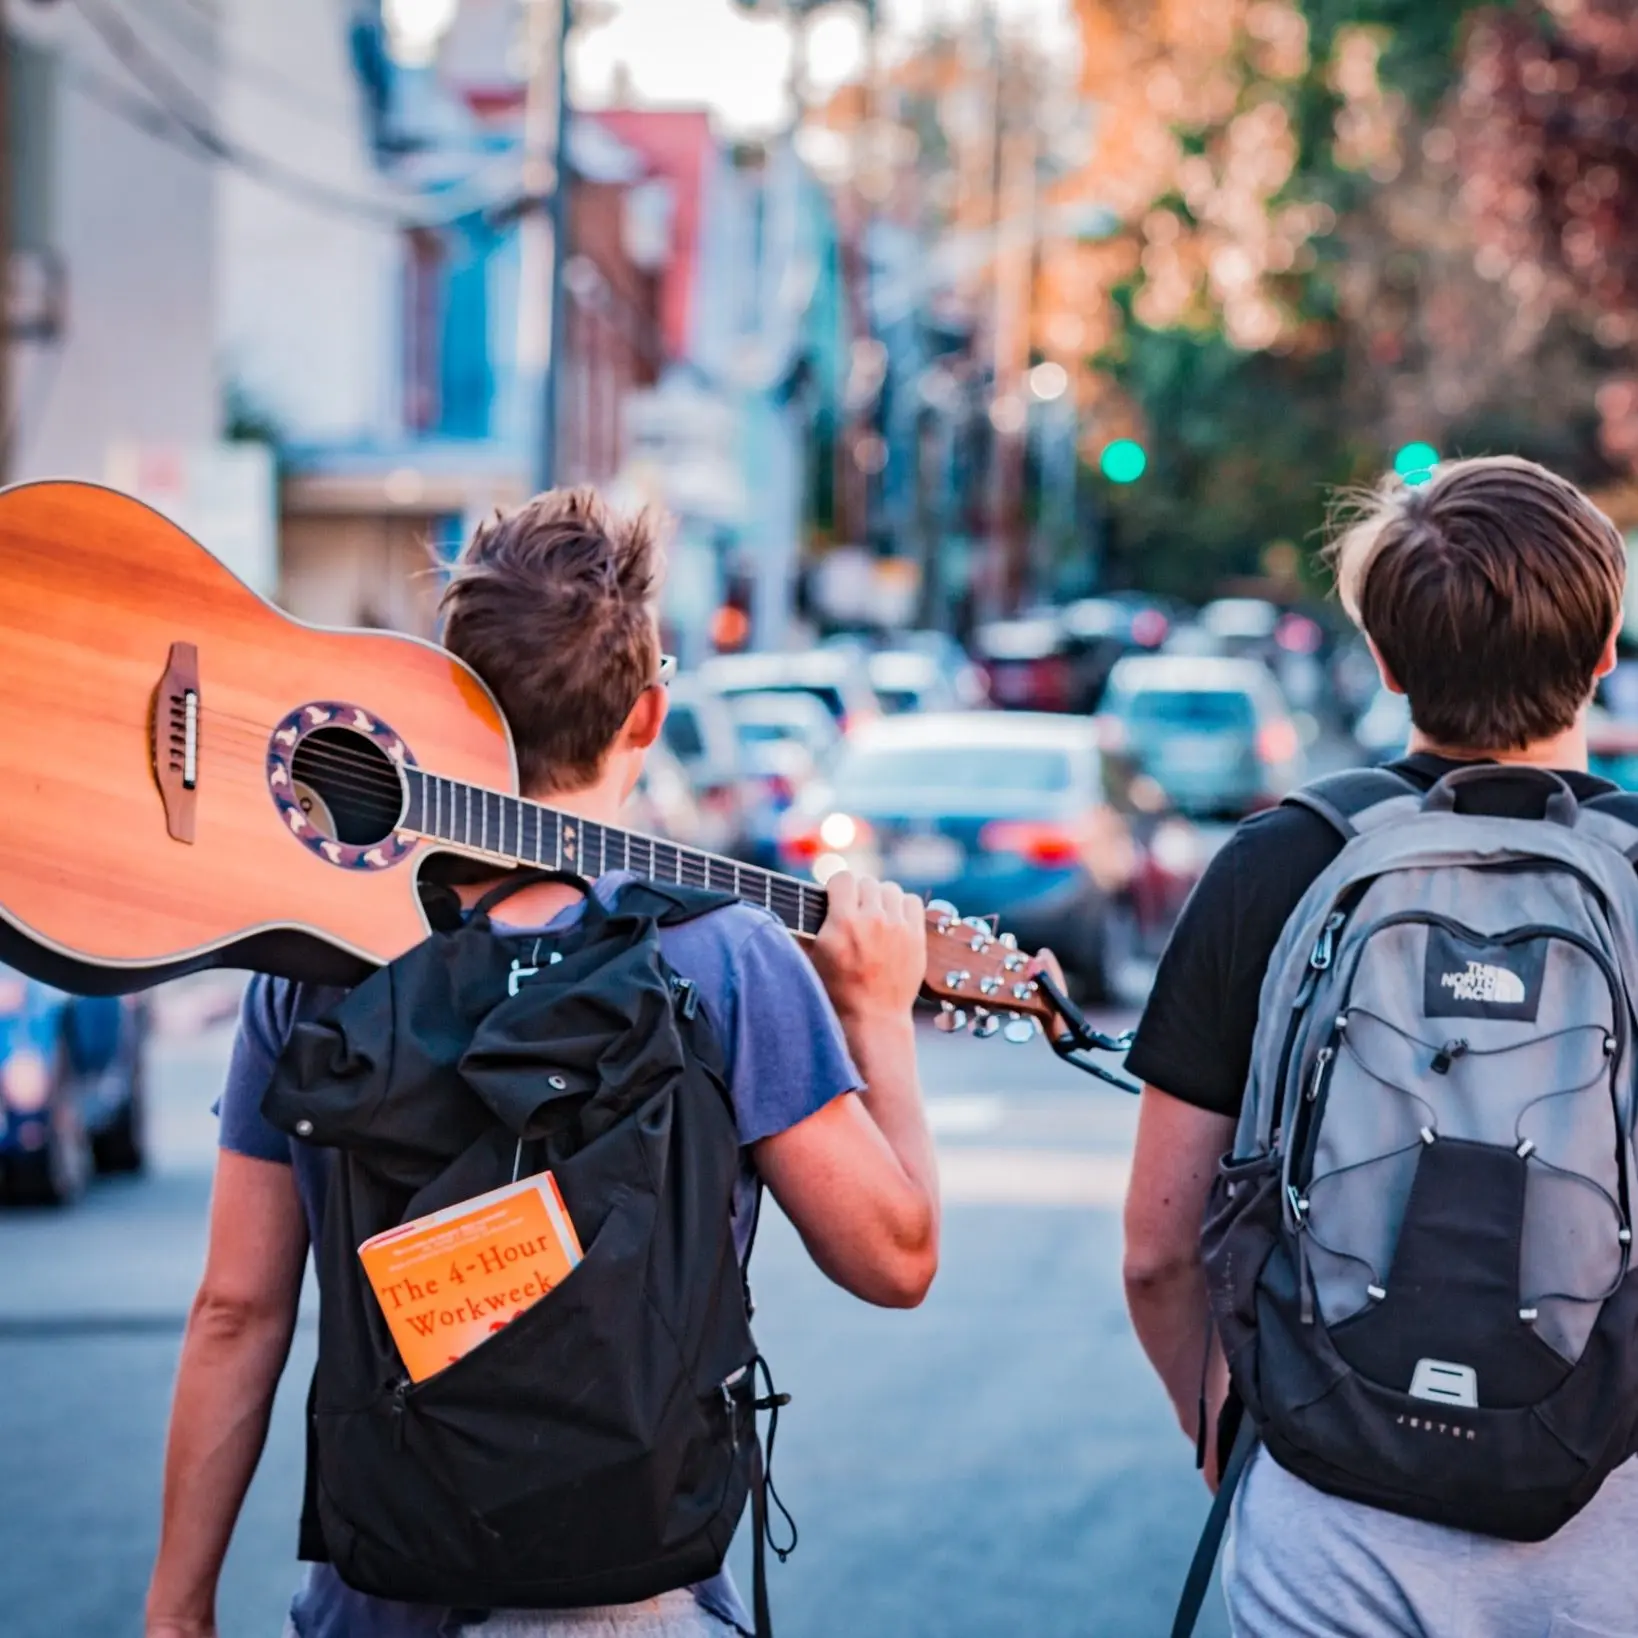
[934, 1003, 968, 1034]
[999, 931, 1019, 950]
[928, 899, 958, 919]
[1002, 1013, 1037, 1045]
[971, 1009, 1000, 1039]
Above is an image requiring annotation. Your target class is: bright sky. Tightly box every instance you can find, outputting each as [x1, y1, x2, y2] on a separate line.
[571, 0, 1076, 133]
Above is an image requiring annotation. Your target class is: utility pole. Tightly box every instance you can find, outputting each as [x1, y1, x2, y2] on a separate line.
[836, 0, 881, 554]
[517, 0, 571, 494]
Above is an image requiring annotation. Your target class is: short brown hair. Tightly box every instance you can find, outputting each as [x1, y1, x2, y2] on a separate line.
[1327, 456, 1626, 751]
[440, 488, 662, 793]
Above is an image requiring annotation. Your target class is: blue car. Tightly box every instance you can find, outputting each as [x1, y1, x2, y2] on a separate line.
[777, 712, 1142, 1004]
[0, 969, 148, 1206]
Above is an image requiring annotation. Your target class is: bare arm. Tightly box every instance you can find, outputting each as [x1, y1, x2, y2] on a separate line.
[145, 1151, 309, 1638]
[1123, 1084, 1236, 1483]
[754, 873, 938, 1308]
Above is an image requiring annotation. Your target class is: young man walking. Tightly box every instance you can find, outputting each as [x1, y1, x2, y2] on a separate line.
[1123, 455, 1638, 1634]
[144, 490, 942, 1638]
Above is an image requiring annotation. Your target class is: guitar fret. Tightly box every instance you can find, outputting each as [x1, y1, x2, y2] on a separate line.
[401, 770, 835, 935]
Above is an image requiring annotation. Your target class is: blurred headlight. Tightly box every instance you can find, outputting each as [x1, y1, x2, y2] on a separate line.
[819, 811, 859, 849]
[2, 1047, 52, 1112]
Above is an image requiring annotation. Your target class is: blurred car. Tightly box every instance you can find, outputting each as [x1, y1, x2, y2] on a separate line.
[1198, 597, 1281, 654]
[865, 650, 963, 715]
[0, 971, 148, 1207]
[726, 692, 840, 866]
[1058, 594, 1181, 712]
[659, 678, 753, 857]
[697, 651, 881, 737]
[821, 629, 989, 709]
[1099, 654, 1305, 820]
[778, 712, 1145, 1002]
[1354, 684, 1413, 765]
[625, 741, 708, 847]
[972, 616, 1073, 712]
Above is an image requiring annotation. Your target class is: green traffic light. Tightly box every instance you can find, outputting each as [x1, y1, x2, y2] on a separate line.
[1100, 439, 1148, 484]
[1393, 441, 1440, 485]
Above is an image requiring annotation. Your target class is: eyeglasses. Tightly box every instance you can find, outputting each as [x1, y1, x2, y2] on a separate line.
[627, 653, 676, 719]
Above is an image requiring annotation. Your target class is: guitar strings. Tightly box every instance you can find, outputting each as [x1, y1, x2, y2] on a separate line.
[192, 708, 826, 929]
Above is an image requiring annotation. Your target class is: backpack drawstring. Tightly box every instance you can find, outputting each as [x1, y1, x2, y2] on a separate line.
[752, 1353, 797, 1562]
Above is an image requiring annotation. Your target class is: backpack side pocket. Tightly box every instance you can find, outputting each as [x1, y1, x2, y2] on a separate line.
[1202, 1151, 1283, 1367]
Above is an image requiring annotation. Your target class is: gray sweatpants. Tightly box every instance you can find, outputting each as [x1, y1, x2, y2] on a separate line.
[1225, 1450, 1638, 1637]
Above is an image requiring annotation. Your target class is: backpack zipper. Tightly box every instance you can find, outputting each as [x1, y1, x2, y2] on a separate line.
[1291, 911, 1631, 1217]
[1268, 909, 1349, 1150]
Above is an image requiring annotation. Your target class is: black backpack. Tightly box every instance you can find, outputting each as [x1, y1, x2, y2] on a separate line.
[262, 871, 791, 1631]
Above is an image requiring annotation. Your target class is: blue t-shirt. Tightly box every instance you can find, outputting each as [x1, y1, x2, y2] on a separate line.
[216, 872, 861, 1638]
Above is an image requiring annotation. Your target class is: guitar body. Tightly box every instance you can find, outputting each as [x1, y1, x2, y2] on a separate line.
[0, 482, 1070, 1045]
[0, 481, 516, 992]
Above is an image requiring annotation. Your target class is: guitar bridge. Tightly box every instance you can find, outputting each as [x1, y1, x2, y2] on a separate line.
[151, 641, 199, 843]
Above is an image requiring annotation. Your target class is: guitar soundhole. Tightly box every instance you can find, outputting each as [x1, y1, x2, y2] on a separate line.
[289, 727, 405, 845]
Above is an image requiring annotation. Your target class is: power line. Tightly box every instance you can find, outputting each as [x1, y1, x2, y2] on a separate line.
[68, 0, 525, 230]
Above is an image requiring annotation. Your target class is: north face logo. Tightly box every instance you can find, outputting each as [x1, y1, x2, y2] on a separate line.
[1440, 962, 1526, 1005]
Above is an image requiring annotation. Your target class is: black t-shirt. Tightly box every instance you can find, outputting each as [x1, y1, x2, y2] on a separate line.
[1125, 754, 1619, 1119]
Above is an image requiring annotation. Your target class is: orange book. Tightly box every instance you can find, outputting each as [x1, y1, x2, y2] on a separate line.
[359, 1172, 585, 1382]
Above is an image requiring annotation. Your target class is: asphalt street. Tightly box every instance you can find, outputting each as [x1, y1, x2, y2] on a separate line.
[0, 989, 1231, 1638]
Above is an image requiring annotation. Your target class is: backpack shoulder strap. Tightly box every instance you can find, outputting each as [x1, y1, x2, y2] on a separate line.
[611, 877, 740, 928]
[1168, 1413, 1260, 1638]
[1580, 790, 1638, 862]
[1281, 767, 1421, 842]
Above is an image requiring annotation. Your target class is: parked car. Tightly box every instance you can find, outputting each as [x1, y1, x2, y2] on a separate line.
[697, 651, 881, 736]
[659, 677, 753, 858]
[1099, 654, 1305, 820]
[725, 691, 840, 866]
[0, 970, 148, 1206]
[778, 712, 1143, 1002]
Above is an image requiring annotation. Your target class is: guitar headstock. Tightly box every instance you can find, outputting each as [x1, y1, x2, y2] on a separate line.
[920, 899, 1055, 1042]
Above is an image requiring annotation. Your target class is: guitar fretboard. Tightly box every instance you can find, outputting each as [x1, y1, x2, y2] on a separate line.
[402, 769, 827, 937]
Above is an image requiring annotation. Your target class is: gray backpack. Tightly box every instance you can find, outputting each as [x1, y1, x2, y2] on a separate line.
[1203, 764, 1638, 1547]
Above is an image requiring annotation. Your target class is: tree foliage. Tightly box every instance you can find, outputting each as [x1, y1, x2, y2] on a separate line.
[1081, 0, 1638, 595]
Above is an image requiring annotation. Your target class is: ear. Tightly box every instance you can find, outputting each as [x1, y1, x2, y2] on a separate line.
[1366, 637, 1405, 696]
[1595, 623, 1621, 683]
[619, 683, 667, 753]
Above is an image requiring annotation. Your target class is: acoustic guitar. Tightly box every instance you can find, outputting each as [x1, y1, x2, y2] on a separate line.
[0, 481, 1055, 1040]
